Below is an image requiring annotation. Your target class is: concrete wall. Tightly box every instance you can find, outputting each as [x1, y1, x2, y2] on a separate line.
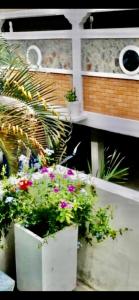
[77, 177, 139, 291]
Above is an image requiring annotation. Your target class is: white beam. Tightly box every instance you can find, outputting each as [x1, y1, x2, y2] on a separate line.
[0, 9, 70, 20]
[75, 111, 139, 139]
[0, 9, 133, 20]
[81, 28, 139, 39]
[86, 8, 135, 13]
[1, 30, 72, 40]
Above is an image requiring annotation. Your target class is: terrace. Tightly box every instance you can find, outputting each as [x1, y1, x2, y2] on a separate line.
[0, 8, 139, 291]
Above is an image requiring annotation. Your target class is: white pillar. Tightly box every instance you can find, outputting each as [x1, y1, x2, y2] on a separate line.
[0, 20, 4, 32]
[64, 10, 90, 112]
[91, 141, 104, 177]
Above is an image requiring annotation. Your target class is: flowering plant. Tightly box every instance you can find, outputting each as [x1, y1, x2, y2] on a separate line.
[0, 166, 128, 245]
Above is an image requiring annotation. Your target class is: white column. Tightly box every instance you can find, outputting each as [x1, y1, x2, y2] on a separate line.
[64, 10, 90, 112]
[0, 20, 4, 32]
[91, 141, 104, 177]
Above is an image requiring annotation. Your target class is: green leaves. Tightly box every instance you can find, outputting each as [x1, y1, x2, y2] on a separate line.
[0, 37, 72, 173]
[99, 148, 129, 184]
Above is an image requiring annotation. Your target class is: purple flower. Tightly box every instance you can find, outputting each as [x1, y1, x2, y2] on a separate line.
[49, 172, 55, 180]
[40, 167, 49, 174]
[68, 185, 76, 192]
[53, 187, 59, 193]
[67, 169, 74, 176]
[60, 200, 68, 208]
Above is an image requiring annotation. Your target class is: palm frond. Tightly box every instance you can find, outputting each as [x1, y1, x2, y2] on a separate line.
[0, 37, 72, 170]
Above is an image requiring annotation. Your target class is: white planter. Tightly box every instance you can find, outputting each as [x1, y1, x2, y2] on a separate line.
[15, 224, 78, 291]
[67, 101, 81, 117]
[0, 224, 15, 276]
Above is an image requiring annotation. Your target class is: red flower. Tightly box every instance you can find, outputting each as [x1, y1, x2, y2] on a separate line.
[18, 179, 33, 191]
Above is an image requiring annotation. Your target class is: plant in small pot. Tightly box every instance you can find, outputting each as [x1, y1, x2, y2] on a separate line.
[65, 88, 81, 118]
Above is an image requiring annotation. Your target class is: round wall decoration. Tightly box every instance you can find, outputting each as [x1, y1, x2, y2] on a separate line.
[26, 45, 42, 68]
[119, 45, 139, 75]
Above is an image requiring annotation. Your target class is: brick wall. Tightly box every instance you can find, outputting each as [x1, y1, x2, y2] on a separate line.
[30, 71, 73, 106]
[83, 76, 139, 120]
[31, 72, 139, 121]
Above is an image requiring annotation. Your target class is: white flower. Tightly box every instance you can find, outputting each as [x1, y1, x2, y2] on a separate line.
[19, 155, 29, 167]
[19, 154, 28, 162]
[44, 148, 54, 156]
[33, 162, 41, 170]
[0, 190, 4, 200]
[31, 172, 44, 181]
[80, 188, 87, 194]
[8, 176, 18, 185]
[5, 196, 14, 203]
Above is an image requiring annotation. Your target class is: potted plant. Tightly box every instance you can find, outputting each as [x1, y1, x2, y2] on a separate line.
[65, 88, 81, 117]
[0, 37, 71, 275]
[0, 165, 127, 291]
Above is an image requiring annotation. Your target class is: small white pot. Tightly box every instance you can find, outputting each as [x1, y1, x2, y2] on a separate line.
[67, 101, 81, 117]
[15, 224, 78, 291]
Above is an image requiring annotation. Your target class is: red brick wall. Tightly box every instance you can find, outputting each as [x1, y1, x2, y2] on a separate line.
[83, 76, 139, 120]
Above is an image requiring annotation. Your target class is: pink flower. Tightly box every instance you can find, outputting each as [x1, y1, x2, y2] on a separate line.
[40, 167, 49, 174]
[49, 172, 55, 180]
[67, 169, 74, 176]
[68, 185, 76, 192]
[59, 200, 68, 208]
[53, 187, 59, 193]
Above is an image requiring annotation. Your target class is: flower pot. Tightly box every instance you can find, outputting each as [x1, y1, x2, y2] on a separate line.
[67, 101, 81, 117]
[0, 224, 15, 277]
[14, 223, 78, 291]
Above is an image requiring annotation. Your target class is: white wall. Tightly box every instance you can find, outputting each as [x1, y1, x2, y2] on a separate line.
[77, 178, 139, 291]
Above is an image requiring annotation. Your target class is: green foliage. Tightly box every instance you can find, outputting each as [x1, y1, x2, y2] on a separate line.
[99, 148, 129, 184]
[0, 37, 26, 68]
[89, 147, 129, 184]
[0, 37, 72, 174]
[65, 88, 77, 102]
[0, 167, 128, 244]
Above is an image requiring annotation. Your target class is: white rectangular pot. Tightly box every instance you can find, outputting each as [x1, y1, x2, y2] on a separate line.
[14, 223, 78, 291]
[0, 224, 15, 276]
